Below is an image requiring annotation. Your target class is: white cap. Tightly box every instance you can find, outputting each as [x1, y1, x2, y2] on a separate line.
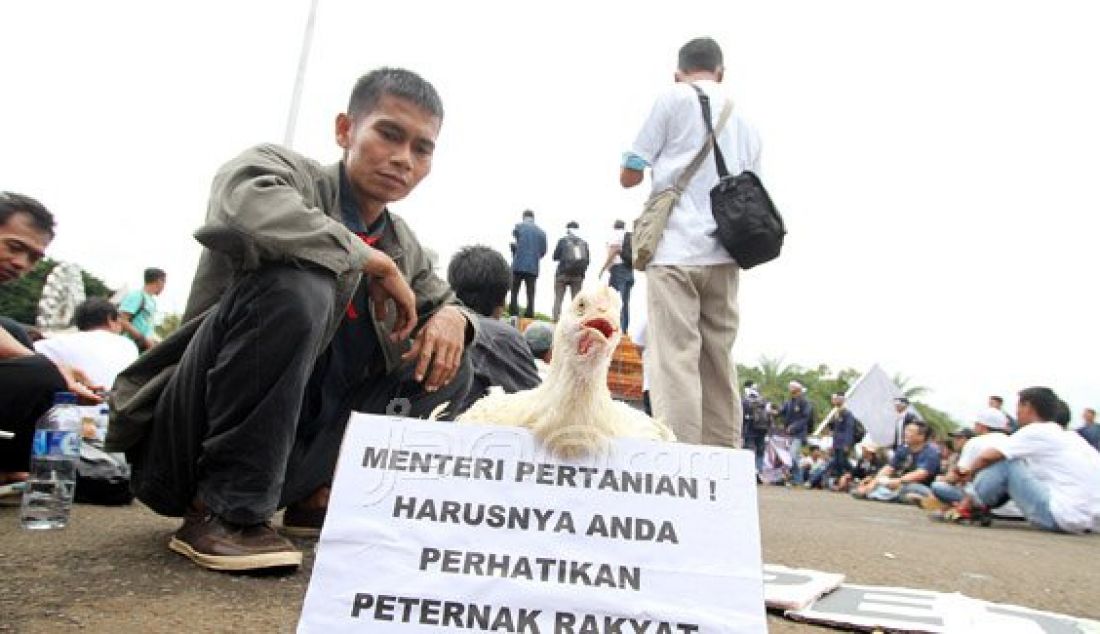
[789, 381, 804, 392]
[974, 407, 1009, 431]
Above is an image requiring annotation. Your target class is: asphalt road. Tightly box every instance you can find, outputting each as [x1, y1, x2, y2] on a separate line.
[2, 486, 1097, 633]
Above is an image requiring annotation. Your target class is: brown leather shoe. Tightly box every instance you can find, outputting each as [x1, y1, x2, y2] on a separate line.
[169, 508, 302, 572]
[281, 486, 329, 539]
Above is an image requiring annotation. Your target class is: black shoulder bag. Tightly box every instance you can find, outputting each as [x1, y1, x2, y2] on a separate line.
[691, 85, 786, 270]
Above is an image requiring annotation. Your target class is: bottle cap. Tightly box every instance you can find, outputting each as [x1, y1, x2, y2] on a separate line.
[53, 391, 78, 405]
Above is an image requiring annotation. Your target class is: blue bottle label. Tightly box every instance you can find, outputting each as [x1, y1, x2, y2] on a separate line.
[32, 430, 80, 458]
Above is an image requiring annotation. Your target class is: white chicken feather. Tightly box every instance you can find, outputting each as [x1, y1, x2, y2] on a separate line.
[457, 285, 675, 458]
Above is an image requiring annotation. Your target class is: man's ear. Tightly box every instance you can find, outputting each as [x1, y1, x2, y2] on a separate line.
[715, 66, 725, 82]
[673, 70, 684, 83]
[335, 113, 352, 149]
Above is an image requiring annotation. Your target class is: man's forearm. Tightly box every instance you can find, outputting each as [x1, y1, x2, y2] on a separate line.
[898, 469, 930, 484]
[0, 327, 34, 359]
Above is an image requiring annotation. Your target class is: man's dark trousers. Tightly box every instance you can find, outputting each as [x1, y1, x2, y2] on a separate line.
[509, 272, 537, 318]
[0, 319, 67, 472]
[130, 265, 472, 526]
[608, 264, 634, 333]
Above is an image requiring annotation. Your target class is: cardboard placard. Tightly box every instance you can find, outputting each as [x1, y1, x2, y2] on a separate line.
[299, 414, 766, 633]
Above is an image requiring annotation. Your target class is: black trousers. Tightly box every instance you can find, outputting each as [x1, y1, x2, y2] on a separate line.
[131, 265, 472, 525]
[0, 318, 67, 472]
[509, 273, 537, 318]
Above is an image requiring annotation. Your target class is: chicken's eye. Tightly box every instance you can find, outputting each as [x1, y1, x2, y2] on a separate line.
[576, 300, 587, 314]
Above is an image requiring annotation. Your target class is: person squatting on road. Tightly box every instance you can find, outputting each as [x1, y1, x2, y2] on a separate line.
[108, 68, 478, 573]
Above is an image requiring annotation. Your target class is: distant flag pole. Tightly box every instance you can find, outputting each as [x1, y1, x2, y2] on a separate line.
[284, 0, 320, 148]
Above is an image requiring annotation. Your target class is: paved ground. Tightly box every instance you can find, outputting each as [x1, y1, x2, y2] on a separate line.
[1, 485, 1097, 632]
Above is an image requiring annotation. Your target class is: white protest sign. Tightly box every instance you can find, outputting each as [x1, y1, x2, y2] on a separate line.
[299, 414, 766, 633]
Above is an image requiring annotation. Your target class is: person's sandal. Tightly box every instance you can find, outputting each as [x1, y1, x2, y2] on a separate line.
[930, 504, 992, 527]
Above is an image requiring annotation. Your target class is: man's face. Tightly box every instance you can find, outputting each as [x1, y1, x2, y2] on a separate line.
[0, 211, 50, 283]
[894, 401, 906, 413]
[789, 386, 800, 397]
[989, 397, 1003, 409]
[1017, 400, 1038, 425]
[149, 277, 166, 295]
[1084, 409, 1096, 425]
[903, 423, 925, 447]
[951, 435, 968, 451]
[831, 395, 844, 407]
[106, 314, 123, 334]
[336, 94, 440, 213]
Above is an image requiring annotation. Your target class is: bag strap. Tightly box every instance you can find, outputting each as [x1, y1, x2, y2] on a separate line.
[669, 84, 731, 192]
[690, 84, 734, 178]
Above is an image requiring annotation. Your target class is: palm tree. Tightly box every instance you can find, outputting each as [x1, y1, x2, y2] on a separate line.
[893, 373, 930, 401]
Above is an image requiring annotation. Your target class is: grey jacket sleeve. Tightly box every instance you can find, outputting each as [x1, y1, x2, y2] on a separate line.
[195, 144, 372, 275]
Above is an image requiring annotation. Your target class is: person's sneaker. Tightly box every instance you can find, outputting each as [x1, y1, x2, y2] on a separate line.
[919, 495, 947, 512]
[281, 504, 326, 539]
[169, 508, 302, 572]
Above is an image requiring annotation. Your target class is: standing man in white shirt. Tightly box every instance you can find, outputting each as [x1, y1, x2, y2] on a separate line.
[619, 37, 761, 448]
[950, 387, 1100, 533]
[598, 219, 634, 333]
[35, 297, 140, 389]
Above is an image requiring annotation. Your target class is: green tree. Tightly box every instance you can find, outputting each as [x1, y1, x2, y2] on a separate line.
[0, 259, 114, 324]
[156, 313, 182, 339]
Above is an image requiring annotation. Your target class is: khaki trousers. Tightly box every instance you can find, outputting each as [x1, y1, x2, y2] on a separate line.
[646, 263, 742, 448]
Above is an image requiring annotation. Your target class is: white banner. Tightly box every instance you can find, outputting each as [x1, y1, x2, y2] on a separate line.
[298, 414, 766, 633]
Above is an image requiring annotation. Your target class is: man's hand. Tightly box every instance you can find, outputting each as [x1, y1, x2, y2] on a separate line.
[363, 249, 416, 342]
[402, 306, 467, 392]
[53, 363, 103, 404]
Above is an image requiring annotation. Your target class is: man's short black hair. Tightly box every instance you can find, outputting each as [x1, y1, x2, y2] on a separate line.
[347, 67, 444, 121]
[1018, 387, 1059, 422]
[613, 219, 626, 230]
[1053, 399, 1071, 428]
[904, 420, 930, 441]
[0, 191, 55, 238]
[678, 37, 724, 73]
[447, 245, 511, 318]
[144, 267, 166, 284]
[73, 297, 118, 331]
[990, 395, 1004, 406]
[566, 221, 579, 229]
[522, 209, 534, 219]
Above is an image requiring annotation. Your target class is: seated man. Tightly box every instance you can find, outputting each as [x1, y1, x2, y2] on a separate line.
[853, 421, 940, 503]
[1, 193, 100, 486]
[108, 69, 476, 573]
[447, 245, 540, 415]
[34, 297, 139, 388]
[945, 387, 1100, 532]
[929, 409, 1007, 507]
[524, 320, 554, 379]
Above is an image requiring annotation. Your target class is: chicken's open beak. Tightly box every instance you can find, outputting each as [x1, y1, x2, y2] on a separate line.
[578, 317, 619, 355]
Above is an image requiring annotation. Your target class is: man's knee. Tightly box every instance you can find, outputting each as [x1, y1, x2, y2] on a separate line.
[231, 265, 337, 338]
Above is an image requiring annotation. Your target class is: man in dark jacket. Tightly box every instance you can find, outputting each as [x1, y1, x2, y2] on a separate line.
[779, 381, 813, 485]
[108, 68, 476, 573]
[509, 210, 547, 318]
[825, 393, 857, 484]
[447, 245, 540, 415]
[551, 221, 590, 321]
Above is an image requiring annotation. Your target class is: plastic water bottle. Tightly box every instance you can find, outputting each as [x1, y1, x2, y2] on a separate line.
[95, 404, 110, 443]
[20, 392, 81, 530]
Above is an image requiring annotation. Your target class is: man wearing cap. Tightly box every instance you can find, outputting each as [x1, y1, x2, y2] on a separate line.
[943, 387, 1100, 532]
[822, 393, 857, 487]
[524, 321, 554, 378]
[891, 397, 923, 452]
[780, 381, 813, 485]
[742, 382, 769, 474]
[929, 409, 1007, 506]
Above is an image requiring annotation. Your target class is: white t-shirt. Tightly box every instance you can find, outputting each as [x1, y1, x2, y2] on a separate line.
[957, 432, 1008, 470]
[608, 228, 626, 267]
[631, 80, 762, 266]
[34, 329, 139, 388]
[999, 422, 1100, 533]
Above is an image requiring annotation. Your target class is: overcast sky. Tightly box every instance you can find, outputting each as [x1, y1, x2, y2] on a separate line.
[2, 1, 1097, 424]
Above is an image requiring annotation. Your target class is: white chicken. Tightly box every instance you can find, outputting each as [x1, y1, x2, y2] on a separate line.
[457, 285, 675, 458]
